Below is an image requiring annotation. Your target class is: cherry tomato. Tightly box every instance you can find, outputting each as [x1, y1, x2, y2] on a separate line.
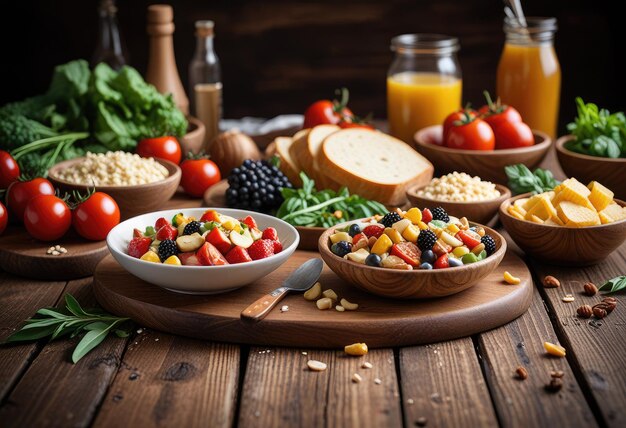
[180, 158, 221, 197]
[136, 136, 182, 164]
[6, 178, 55, 220]
[23, 195, 71, 241]
[0, 201, 8, 234]
[493, 121, 535, 150]
[338, 121, 374, 130]
[303, 88, 354, 128]
[434, 254, 449, 269]
[478, 91, 522, 129]
[442, 109, 477, 144]
[72, 192, 120, 241]
[0, 150, 20, 189]
[446, 117, 495, 151]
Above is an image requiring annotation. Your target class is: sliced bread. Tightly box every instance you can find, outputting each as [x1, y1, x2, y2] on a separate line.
[274, 136, 302, 187]
[318, 129, 434, 205]
[304, 125, 341, 189]
[288, 128, 311, 174]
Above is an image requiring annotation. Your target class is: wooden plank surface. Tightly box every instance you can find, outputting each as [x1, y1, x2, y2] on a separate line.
[238, 347, 402, 427]
[399, 338, 498, 427]
[93, 332, 240, 428]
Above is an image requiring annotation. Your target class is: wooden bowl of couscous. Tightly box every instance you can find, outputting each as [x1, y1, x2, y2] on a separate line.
[49, 152, 181, 220]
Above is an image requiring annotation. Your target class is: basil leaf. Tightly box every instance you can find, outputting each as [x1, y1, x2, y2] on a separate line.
[72, 325, 111, 363]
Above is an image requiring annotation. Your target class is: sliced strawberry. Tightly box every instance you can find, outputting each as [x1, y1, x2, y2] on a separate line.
[272, 240, 283, 253]
[247, 239, 275, 260]
[200, 209, 221, 223]
[196, 242, 229, 266]
[155, 217, 169, 230]
[261, 227, 278, 241]
[240, 215, 258, 229]
[422, 208, 433, 224]
[434, 253, 449, 269]
[178, 251, 202, 266]
[133, 228, 144, 238]
[225, 246, 253, 264]
[352, 232, 367, 245]
[362, 224, 384, 238]
[128, 237, 152, 259]
[205, 226, 232, 254]
[156, 224, 178, 241]
[456, 230, 481, 248]
[390, 242, 421, 266]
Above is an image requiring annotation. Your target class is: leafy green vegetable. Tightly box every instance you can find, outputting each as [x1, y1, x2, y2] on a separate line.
[4, 294, 131, 363]
[565, 98, 626, 158]
[505, 164, 560, 195]
[598, 275, 626, 294]
[276, 172, 387, 227]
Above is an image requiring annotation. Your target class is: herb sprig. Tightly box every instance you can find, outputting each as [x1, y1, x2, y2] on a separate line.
[5, 294, 131, 363]
[505, 164, 560, 195]
[598, 275, 626, 294]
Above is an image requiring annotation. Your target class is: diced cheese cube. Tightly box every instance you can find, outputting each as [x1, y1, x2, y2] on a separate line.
[384, 227, 404, 244]
[507, 206, 524, 220]
[371, 234, 393, 255]
[552, 178, 594, 210]
[557, 201, 600, 227]
[598, 203, 626, 224]
[345, 248, 370, 264]
[525, 194, 557, 221]
[587, 181, 614, 212]
[401, 224, 419, 243]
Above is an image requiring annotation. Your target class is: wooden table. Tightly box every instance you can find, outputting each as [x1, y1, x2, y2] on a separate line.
[1, 149, 624, 428]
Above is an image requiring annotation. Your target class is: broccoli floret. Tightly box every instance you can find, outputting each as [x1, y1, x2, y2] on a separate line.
[0, 112, 58, 151]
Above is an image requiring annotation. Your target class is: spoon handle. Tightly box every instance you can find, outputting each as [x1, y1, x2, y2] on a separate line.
[241, 286, 288, 322]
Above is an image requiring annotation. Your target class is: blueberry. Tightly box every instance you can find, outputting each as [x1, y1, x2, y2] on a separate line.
[448, 257, 463, 267]
[365, 253, 382, 267]
[421, 250, 436, 264]
[348, 224, 361, 237]
[419, 262, 433, 270]
[331, 241, 352, 257]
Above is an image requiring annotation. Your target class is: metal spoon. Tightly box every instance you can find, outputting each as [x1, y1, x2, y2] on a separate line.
[241, 258, 323, 322]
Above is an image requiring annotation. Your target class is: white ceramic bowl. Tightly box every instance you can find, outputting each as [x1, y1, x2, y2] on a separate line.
[106, 208, 299, 294]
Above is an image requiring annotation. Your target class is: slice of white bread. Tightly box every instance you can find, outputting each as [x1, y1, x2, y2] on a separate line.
[301, 125, 341, 190]
[274, 136, 302, 187]
[288, 128, 310, 174]
[318, 129, 434, 205]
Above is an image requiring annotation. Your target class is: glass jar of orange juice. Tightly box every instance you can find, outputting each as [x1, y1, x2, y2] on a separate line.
[497, 17, 561, 138]
[387, 34, 462, 145]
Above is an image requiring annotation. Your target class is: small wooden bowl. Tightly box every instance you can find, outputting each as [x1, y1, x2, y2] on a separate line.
[556, 135, 626, 200]
[414, 125, 552, 184]
[500, 194, 626, 266]
[406, 183, 511, 226]
[318, 221, 507, 299]
[48, 158, 181, 220]
[179, 116, 207, 155]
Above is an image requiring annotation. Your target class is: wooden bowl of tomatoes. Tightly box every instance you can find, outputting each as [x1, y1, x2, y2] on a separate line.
[413, 125, 551, 184]
[48, 158, 181, 220]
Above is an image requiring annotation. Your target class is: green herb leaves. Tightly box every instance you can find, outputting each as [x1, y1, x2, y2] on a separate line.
[276, 172, 387, 227]
[565, 98, 626, 159]
[5, 294, 130, 363]
[598, 275, 626, 294]
[505, 164, 560, 195]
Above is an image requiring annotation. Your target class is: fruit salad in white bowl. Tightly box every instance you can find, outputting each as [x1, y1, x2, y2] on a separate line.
[106, 208, 299, 294]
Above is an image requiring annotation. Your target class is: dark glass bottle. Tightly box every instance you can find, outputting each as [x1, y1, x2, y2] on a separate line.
[91, 0, 127, 70]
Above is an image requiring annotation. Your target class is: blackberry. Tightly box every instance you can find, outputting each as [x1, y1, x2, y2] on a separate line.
[379, 212, 402, 228]
[481, 235, 496, 256]
[417, 229, 437, 251]
[225, 159, 292, 213]
[182, 221, 201, 236]
[157, 239, 178, 262]
[431, 207, 450, 222]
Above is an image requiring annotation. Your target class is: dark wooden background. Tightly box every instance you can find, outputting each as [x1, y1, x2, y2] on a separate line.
[0, 0, 622, 135]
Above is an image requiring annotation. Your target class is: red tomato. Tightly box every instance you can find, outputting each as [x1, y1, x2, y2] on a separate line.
[478, 91, 522, 129]
[493, 121, 535, 150]
[136, 136, 182, 164]
[6, 178, 55, 220]
[180, 158, 221, 197]
[303, 88, 354, 128]
[23, 195, 71, 241]
[196, 242, 228, 266]
[434, 254, 449, 269]
[442, 109, 477, 144]
[456, 230, 481, 249]
[72, 192, 120, 241]
[0, 151, 20, 189]
[446, 118, 495, 151]
[390, 242, 421, 266]
[0, 201, 8, 234]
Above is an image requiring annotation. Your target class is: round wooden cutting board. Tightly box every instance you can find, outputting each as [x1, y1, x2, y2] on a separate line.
[94, 250, 533, 348]
[0, 226, 109, 280]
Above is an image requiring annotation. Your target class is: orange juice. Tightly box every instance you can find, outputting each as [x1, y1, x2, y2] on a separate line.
[497, 42, 561, 138]
[388, 72, 462, 144]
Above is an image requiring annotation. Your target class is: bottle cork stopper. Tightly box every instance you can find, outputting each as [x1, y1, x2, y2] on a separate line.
[195, 20, 214, 37]
[147, 4, 173, 24]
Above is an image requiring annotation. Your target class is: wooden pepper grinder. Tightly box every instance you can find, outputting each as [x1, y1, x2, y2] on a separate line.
[145, 4, 189, 115]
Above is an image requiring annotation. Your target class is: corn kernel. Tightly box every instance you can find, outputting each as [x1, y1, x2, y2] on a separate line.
[344, 342, 368, 356]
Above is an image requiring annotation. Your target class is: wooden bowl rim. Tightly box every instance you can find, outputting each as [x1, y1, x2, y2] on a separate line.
[414, 125, 552, 156]
[318, 218, 507, 275]
[555, 134, 626, 164]
[48, 157, 182, 191]
[185, 116, 206, 138]
[407, 183, 512, 206]
[499, 193, 626, 230]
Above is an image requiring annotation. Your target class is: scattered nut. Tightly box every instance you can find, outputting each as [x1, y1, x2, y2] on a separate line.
[593, 306, 607, 319]
[335, 305, 345, 312]
[304, 282, 322, 301]
[583, 282, 598, 296]
[545, 377, 563, 393]
[374, 378, 382, 385]
[316, 297, 333, 310]
[345, 342, 368, 356]
[407, 398, 415, 405]
[51, 250, 60, 256]
[543, 276, 560, 288]
[352, 373, 362, 383]
[459, 217, 469, 230]
[515, 366, 528, 380]
[601, 297, 617, 312]
[361, 362, 373, 369]
[474, 226, 486, 237]
[322, 289, 338, 301]
[307, 360, 327, 371]
[280, 305, 289, 313]
[550, 370, 564, 378]
[46, 245, 67, 256]
[340, 298, 358, 311]
[503, 271, 521, 285]
[544, 341, 566, 357]
[562, 294, 575, 303]
[577, 305, 593, 318]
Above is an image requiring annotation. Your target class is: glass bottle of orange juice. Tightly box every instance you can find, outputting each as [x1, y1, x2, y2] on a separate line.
[387, 34, 462, 145]
[497, 17, 561, 138]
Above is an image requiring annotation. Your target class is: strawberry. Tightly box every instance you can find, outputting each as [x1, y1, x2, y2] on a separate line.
[240, 215, 258, 229]
[247, 239, 275, 260]
[262, 227, 278, 241]
[225, 246, 253, 264]
[272, 240, 283, 253]
[422, 208, 433, 224]
[128, 237, 152, 259]
[178, 252, 202, 266]
[352, 232, 367, 245]
[434, 253, 449, 269]
[133, 228, 144, 238]
[155, 217, 169, 230]
[205, 227, 232, 254]
[156, 224, 178, 241]
[362, 224, 384, 238]
[196, 242, 229, 266]
[200, 209, 221, 223]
